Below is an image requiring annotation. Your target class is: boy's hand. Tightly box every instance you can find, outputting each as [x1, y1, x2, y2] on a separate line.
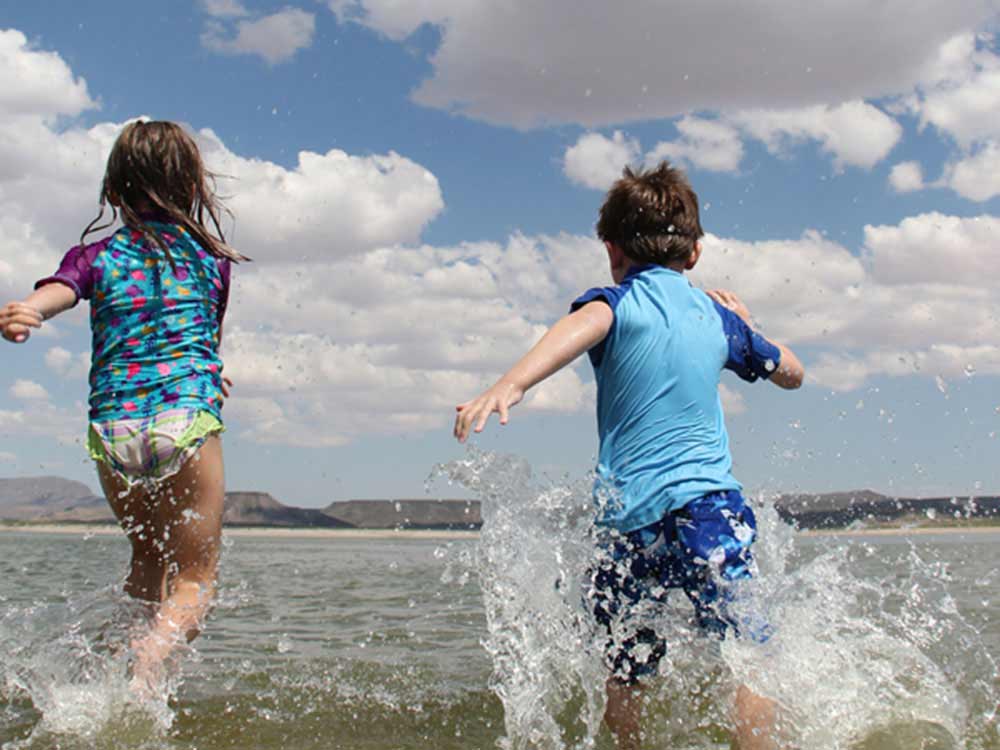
[0, 302, 43, 343]
[452, 301, 613, 443]
[707, 289, 752, 326]
[454, 381, 525, 443]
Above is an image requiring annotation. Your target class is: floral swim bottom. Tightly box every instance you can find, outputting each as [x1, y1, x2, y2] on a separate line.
[87, 409, 223, 488]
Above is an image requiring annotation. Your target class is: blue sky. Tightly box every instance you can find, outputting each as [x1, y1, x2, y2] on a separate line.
[1, 1, 999, 507]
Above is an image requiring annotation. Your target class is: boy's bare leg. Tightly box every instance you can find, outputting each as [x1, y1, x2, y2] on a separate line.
[733, 684, 778, 750]
[604, 677, 644, 750]
[99, 436, 225, 691]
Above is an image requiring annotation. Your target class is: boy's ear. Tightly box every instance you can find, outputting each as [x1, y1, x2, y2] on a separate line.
[684, 241, 703, 270]
[605, 241, 625, 266]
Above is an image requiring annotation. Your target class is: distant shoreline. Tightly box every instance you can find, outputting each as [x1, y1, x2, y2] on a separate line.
[0, 523, 480, 540]
[0, 522, 996, 540]
[798, 524, 999, 537]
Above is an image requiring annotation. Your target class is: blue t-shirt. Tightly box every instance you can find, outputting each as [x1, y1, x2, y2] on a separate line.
[571, 265, 781, 532]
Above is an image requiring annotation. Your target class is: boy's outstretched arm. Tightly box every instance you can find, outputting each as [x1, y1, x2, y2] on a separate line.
[454, 301, 613, 442]
[707, 289, 805, 390]
[0, 284, 77, 343]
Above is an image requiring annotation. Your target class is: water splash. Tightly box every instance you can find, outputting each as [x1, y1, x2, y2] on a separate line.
[0, 584, 187, 748]
[437, 448, 999, 750]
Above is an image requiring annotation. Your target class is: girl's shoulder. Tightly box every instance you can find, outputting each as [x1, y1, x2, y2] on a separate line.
[72, 234, 117, 261]
[34, 235, 116, 302]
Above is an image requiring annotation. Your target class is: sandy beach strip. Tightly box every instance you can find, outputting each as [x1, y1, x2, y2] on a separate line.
[0, 522, 995, 540]
[0, 523, 479, 540]
[800, 524, 999, 538]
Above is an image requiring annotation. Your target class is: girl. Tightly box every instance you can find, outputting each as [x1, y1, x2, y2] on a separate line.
[0, 120, 246, 692]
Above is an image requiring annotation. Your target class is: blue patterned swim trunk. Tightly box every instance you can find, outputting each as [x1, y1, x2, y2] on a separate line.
[588, 490, 764, 683]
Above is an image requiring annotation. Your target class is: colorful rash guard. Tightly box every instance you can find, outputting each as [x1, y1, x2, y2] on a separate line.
[571, 264, 781, 533]
[36, 221, 231, 423]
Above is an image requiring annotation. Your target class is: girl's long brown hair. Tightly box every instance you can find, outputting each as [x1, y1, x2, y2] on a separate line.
[82, 120, 248, 265]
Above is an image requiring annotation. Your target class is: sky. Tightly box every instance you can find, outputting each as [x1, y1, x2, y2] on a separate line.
[1, 1, 999, 507]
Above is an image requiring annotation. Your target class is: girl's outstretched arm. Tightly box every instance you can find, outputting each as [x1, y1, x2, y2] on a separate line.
[0, 284, 77, 343]
[454, 301, 613, 442]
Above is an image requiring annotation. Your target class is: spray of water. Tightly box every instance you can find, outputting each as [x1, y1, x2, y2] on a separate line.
[0, 529, 240, 749]
[437, 447, 999, 750]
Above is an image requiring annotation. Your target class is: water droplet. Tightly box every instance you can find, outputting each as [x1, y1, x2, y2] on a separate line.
[935, 375, 948, 395]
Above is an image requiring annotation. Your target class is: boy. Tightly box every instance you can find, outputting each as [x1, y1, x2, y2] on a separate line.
[454, 162, 804, 750]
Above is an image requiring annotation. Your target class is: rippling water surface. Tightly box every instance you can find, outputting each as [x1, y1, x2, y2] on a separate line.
[1, 455, 998, 749]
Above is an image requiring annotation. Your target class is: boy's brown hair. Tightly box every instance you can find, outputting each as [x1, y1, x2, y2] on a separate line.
[596, 161, 703, 266]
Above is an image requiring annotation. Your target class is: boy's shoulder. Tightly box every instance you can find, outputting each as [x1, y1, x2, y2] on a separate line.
[570, 264, 658, 315]
[571, 265, 707, 319]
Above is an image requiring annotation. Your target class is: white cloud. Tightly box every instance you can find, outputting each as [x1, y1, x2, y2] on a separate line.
[0, 400, 84, 445]
[525, 368, 594, 413]
[44, 346, 91, 379]
[0, 31, 457, 447]
[564, 104, 898, 189]
[202, 0, 249, 18]
[941, 141, 1000, 201]
[0, 29, 94, 120]
[863, 212, 999, 286]
[691, 213, 1000, 391]
[647, 116, 744, 173]
[3, 24, 999, 453]
[202, 8, 316, 65]
[810, 346, 1000, 392]
[198, 131, 445, 261]
[901, 33, 1000, 202]
[0, 451, 15, 463]
[911, 33, 1000, 148]
[563, 131, 640, 190]
[889, 161, 925, 193]
[719, 384, 746, 416]
[731, 101, 902, 170]
[9, 379, 48, 400]
[326, 1, 995, 128]
[221, 232, 606, 445]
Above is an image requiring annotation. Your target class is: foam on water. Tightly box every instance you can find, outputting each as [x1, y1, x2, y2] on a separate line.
[0, 577, 200, 747]
[437, 448, 999, 750]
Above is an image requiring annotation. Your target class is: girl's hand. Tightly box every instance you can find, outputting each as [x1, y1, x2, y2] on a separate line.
[454, 381, 525, 443]
[0, 302, 43, 343]
[221, 376, 234, 399]
[707, 289, 753, 326]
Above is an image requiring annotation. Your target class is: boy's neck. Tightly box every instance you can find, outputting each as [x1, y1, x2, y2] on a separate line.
[622, 259, 686, 276]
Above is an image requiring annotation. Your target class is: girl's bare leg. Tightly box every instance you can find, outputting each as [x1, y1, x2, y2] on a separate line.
[604, 677, 644, 750]
[734, 684, 778, 750]
[99, 436, 225, 690]
[99, 464, 166, 604]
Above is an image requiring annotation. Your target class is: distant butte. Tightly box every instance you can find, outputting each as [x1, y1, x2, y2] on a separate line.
[0, 478, 997, 530]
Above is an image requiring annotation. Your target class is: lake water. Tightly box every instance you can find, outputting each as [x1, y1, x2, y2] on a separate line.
[1, 457, 998, 749]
